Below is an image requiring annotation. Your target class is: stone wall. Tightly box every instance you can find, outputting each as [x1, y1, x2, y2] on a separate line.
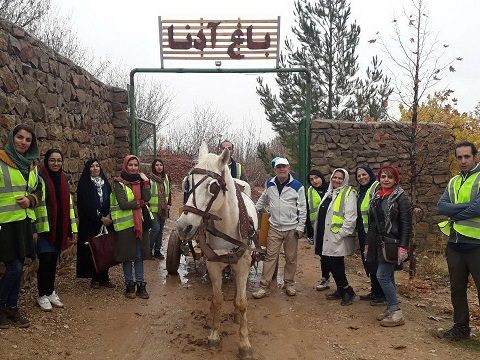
[0, 20, 131, 284]
[310, 119, 454, 249]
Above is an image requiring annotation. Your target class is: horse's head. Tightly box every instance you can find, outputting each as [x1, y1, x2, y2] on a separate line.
[176, 142, 232, 240]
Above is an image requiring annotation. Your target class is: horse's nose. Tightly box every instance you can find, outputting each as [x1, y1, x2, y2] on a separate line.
[184, 224, 193, 235]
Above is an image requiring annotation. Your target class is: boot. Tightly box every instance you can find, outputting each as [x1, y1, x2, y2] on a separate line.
[340, 286, 355, 306]
[380, 310, 405, 327]
[125, 281, 136, 299]
[326, 288, 343, 300]
[6, 307, 30, 328]
[136, 282, 150, 299]
[442, 324, 470, 340]
[0, 308, 10, 329]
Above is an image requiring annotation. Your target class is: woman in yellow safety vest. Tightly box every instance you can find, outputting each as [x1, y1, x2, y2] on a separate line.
[148, 158, 171, 259]
[305, 170, 330, 291]
[0, 124, 41, 329]
[111, 155, 152, 299]
[34, 149, 78, 312]
[317, 168, 358, 306]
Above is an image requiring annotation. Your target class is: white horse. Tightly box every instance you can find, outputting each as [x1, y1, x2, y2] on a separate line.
[176, 143, 258, 359]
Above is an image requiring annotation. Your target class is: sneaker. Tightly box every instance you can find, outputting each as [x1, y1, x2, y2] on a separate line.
[153, 251, 165, 260]
[47, 291, 64, 308]
[99, 280, 115, 288]
[6, 307, 30, 328]
[326, 289, 342, 300]
[0, 308, 10, 329]
[136, 282, 150, 299]
[90, 281, 100, 289]
[376, 309, 392, 321]
[316, 278, 330, 291]
[285, 286, 296, 296]
[359, 292, 374, 301]
[370, 297, 387, 306]
[442, 324, 471, 340]
[252, 288, 268, 299]
[37, 296, 52, 312]
[307, 237, 314, 245]
[380, 310, 405, 327]
[341, 286, 356, 306]
[125, 281, 136, 299]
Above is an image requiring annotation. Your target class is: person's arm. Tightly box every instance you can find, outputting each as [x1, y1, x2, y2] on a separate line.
[450, 194, 480, 221]
[255, 188, 268, 212]
[296, 186, 307, 233]
[397, 193, 413, 249]
[338, 191, 358, 238]
[437, 187, 469, 216]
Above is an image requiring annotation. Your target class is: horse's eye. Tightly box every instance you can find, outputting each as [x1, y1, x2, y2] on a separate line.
[209, 181, 220, 195]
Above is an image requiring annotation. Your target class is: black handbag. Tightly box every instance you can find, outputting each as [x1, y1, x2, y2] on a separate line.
[371, 205, 399, 264]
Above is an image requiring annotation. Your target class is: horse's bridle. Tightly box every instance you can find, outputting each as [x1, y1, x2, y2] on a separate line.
[182, 167, 227, 221]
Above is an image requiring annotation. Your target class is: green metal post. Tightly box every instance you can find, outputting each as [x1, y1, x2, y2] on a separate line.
[304, 71, 312, 186]
[128, 76, 137, 155]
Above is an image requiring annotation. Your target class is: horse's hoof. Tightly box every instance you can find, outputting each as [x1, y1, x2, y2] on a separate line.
[238, 346, 253, 359]
[208, 338, 220, 348]
[233, 313, 240, 324]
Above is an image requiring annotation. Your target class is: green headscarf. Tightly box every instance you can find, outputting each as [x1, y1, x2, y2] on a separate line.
[5, 124, 39, 178]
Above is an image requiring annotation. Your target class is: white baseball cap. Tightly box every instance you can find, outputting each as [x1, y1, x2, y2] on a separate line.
[274, 158, 289, 167]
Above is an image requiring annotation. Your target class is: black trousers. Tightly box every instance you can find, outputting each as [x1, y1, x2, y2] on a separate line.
[364, 261, 385, 297]
[323, 256, 348, 288]
[91, 270, 109, 283]
[446, 246, 480, 327]
[320, 255, 330, 280]
[37, 252, 58, 297]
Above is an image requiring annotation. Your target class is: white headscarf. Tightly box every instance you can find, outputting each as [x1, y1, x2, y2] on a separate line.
[323, 168, 350, 201]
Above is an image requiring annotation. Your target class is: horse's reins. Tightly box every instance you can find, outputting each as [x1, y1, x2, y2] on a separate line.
[182, 167, 262, 264]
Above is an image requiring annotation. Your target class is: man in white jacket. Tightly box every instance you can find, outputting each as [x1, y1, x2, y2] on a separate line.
[252, 158, 307, 298]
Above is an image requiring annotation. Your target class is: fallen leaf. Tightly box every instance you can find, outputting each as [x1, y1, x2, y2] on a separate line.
[347, 325, 359, 330]
[392, 344, 406, 350]
[428, 315, 443, 322]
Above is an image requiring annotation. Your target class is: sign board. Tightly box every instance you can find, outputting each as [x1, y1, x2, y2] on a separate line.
[159, 17, 280, 67]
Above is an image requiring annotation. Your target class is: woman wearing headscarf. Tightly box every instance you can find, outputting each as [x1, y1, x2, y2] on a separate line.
[111, 155, 152, 299]
[305, 169, 330, 291]
[316, 168, 358, 306]
[366, 165, 412, 327]
[0, 124, 41, 329]
[355, 165, 385, 305]
[34, 149, 78, 312]
[76, 158, 114, 288]
[148, 158, 171, 259]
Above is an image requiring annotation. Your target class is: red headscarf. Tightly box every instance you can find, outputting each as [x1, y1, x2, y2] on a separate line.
[117, 155, 144, 239]
[377, 165, 401, 197]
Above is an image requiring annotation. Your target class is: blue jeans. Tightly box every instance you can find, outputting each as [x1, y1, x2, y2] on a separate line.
[377, 262, 400, 311]
[149, 213, 165, 253]
[122, 239, 144, 284]
[0, 259, 23, 308]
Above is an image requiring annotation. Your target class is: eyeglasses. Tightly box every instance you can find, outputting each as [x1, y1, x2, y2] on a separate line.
[48, 159, 63, 164]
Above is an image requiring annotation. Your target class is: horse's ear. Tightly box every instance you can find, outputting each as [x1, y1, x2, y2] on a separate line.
[218, 148, 229, 168]
[199, 142, 208, 161]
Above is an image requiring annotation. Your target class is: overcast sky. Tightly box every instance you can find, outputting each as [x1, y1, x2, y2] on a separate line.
[55, 0, 480, 139]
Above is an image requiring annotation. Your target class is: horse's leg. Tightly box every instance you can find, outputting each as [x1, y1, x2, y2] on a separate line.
[206, 260, 227, 348]
[231, 251, 253, 359]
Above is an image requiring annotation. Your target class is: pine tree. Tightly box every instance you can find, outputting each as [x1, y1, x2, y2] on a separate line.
[257, 0, 391, 156]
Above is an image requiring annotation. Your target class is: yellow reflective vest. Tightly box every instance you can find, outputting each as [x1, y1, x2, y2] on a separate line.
[360, 181, 379, 233]
[150, 175, 170, 214]
[307, 186, 322, 222]
[34, 176, 78, 234]
[331, 186, 357, 234]
[0, 160, 38, 223]
[110, 182, 153, 232]
[438, 171, 480, 239]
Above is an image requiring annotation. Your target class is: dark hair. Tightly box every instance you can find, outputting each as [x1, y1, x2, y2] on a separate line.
[13, 124, 35, 138]
[455, 141, 478, 156]
[151, 158, 165, 175]
[44, 148, 63, 168]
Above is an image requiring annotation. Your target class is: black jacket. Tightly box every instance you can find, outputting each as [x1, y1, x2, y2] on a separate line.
[366, 188, 412, 263]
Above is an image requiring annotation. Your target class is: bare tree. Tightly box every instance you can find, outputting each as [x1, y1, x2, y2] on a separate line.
[0, 0, 51, 33]
[374, 0, 460, 277]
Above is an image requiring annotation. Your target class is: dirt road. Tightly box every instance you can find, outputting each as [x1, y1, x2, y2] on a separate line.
[1, 190, 479, 360]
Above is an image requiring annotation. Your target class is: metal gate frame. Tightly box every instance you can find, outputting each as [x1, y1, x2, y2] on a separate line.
[128, 67, 311, 184]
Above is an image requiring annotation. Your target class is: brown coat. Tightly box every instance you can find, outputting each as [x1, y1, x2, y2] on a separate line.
[112, 181, 151, 262]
